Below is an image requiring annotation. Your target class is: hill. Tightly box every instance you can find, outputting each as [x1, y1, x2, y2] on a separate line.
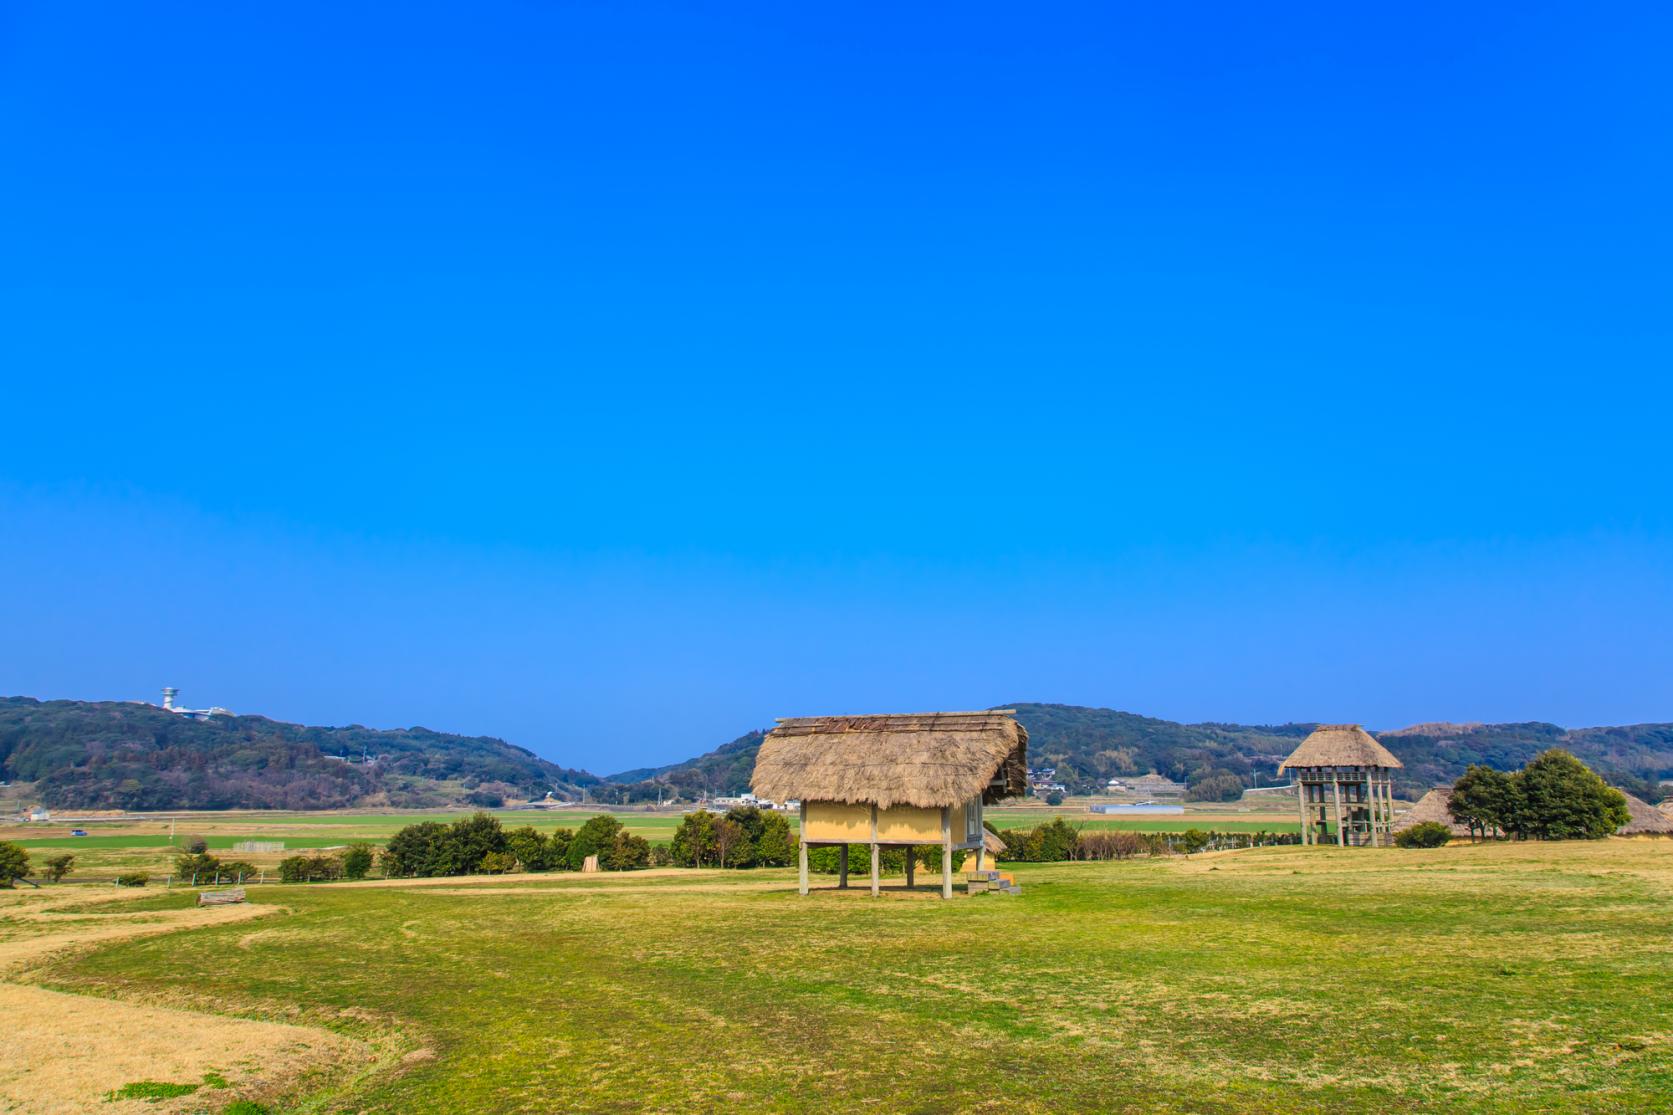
[0, 697, 600, 811]
[599, 703, 1673, 803]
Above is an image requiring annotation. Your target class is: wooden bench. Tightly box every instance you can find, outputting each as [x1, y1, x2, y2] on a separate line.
[197, 888, 247, 906]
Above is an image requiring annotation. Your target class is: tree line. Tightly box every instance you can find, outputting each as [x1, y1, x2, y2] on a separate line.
[668, 806, 794, 868]
[1447, 748, 1632, 841]
[381, 812, 651, 877]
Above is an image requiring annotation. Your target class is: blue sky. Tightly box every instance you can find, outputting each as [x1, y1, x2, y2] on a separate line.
[2, 2, 1669, 772]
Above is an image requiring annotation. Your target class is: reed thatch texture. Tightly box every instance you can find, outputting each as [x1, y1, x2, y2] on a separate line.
[1279, 724, 1403, 771]
[1618, 793, 1673, 835]
[1391, 787, 1470, 836]
[751, 711, 1027, 810]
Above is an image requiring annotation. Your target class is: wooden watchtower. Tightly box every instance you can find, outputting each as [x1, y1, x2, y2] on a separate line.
[1280, 725, 1402, 847]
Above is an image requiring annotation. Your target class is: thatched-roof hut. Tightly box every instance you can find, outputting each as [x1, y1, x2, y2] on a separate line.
[1391, 787, 1470, 839]
[751, 710, 1027, 898]
[1618, 793, 1673, 836]
[1280, 725, 1402, 847]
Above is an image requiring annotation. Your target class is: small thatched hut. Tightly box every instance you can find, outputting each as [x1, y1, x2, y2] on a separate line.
[1391, 787, 1470, 840]
[1618, 793, 1673, 837]
[750, 710, 1027, 898]
[1280, 724, 1403, 847]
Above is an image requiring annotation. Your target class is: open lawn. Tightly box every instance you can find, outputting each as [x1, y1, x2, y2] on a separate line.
[6, 839, 1670, 1112]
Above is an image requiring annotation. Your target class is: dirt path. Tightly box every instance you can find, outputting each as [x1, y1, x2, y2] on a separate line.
[0, 888, 370, 1114]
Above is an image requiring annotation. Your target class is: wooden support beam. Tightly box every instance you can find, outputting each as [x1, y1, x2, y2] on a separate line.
[1332, 777, 1345, 847]
[869, 804, 879, 897]
[838, 845, 849, 888]
[906, 848, 916, 889]
[1296, 776, 1309, 846]
[941, 806, 953, 900]
[798, 802, 808, 895]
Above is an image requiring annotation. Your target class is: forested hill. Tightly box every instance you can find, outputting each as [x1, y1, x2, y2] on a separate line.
[599, 703, 1673, 803]
[0, 697, 600, 811]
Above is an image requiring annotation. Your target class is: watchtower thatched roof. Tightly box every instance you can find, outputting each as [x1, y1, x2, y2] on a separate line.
[1618, 793, 1673, 835]
[1391, 787, 1470, 836]
[1279, 724, 1403, 772]
[750, 711, 1028, 811]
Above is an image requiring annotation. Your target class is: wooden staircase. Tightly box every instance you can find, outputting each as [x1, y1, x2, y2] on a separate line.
[964, 869, 1021, 896]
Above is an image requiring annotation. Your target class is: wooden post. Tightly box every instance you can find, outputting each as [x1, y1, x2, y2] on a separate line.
[869, 804, 879, 897]
[1295, 774, 1309, 845]
[798, 801, 808, 895]
[905, 848, 916, 888]
[941, 806, 953, 899]
[1332, 776, 1345, 847]
[1365, 775, 1377, 847]
[838, 845, 849, 888]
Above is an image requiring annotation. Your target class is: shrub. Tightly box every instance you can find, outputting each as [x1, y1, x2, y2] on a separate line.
[1044, 791, 1065, 806]
[278, 854, 343, 883]
[42, 853, 75, 882]
[218, 860, 259, 881]
[479, 851, 518, 874]
[1395, 821, 1453, 848]
[116, 872, 150, 887]
[649, 843, 673, 867]
[1177, 829, 1211, 856]
[0, 841, 29, 886]
[1077, 831, 1144, 860]
[183, 835, 209, 854]
[175, 852, 222, 881]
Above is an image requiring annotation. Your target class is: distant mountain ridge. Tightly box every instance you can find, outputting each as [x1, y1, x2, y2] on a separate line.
[596, 703, 1673, 803]
[0, 697, 600, 811]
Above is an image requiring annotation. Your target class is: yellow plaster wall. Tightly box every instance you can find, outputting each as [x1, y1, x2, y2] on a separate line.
[803, 801, 872, 843]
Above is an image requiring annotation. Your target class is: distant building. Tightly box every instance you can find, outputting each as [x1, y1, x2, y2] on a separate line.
[27, 807, 50, 822]
[1280, 725, 1402, 847]
[160, 686, 234, 721]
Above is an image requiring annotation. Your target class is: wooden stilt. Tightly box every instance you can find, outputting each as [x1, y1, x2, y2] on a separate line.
[798, 802, 809, 895]
[838, 845, 849, 888]
[941, 807, 953, 899]
[1332, 777, 1345, 847]
[1296, 775, 1309, 845]
[870, 842, 880, 897]
[906, 848, 916, 889]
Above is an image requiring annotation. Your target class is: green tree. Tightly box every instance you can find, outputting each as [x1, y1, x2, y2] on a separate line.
[1395, 821, 1452, 848]
[711, 818, 749, 868]
[449, 812, 508, 874]
[671, 810, 718, 867]
[382, 821, 460, 877]
[569, 814, 624, 870]
[479, 850, 518, 874]
[183, 835, 209, 854]
[0, 841, 31, 886]
[175, 851, 222, 882]
[505, 826, 553, 871]
[754, 812, 795, 867]
[218, 859, 258, 881]
[548, 827, 574, 870]
[1177, 829, 1211, 856]
[1450, 765, 1517, 839]
[1510, 749, 1631, 840]
[340, 843, 375, 880]
[41, 853, 76, 882]
[1044, 790, 1066, 806]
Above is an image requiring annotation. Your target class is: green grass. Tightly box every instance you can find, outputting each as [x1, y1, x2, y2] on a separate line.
[36, 839, 1673, 1113]
[103, 1079, 199, 1101]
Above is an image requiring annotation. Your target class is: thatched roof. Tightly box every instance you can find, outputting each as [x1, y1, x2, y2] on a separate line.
[1279, 725, 1403, 771]
[1618, 793, 1673, 835]
[750, 711, 1028, 810]
[1391, 788, 1470, 836]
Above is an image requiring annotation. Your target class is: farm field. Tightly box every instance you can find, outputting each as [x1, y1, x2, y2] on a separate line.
[7, 839, 1671, 1112]
[4, 802, 1316, 877]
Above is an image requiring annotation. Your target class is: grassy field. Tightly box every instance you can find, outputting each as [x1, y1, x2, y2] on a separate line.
[9, 839, 1671, 1112]
[3, 803, 1308, 876]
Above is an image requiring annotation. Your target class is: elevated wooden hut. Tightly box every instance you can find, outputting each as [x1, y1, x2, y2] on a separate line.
[750, 710, 1027, 898]
[1280, 725, 1402, 847]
